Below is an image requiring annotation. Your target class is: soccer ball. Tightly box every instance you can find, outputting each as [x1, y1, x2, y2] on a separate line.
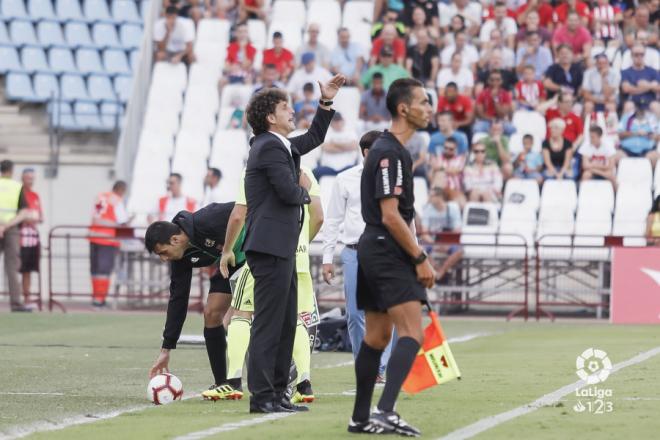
[147, 373, 183, 405]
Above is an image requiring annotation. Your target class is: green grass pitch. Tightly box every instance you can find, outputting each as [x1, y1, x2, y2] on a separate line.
[1, 313, 659, 439]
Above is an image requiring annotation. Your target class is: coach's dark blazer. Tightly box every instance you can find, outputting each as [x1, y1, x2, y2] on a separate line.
[243, 106, 334, 258]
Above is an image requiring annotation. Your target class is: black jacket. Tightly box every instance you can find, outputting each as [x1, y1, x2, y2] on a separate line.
[162, 202, 235, 349]
[243, 106, 334, 258]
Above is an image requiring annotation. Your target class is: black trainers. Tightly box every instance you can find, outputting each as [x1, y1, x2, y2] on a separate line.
[370, 409, 421, 437]
[348, 418, 394, 435]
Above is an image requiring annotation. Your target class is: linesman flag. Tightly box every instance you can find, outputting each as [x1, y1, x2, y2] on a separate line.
[402, 309, 461, 394]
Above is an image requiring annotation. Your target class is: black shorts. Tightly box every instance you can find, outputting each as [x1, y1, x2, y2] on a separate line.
[20, 246, 40, 273]
[90, 243, 119, 276]
[356, 229, 427, 313]
[208, 261, 244, 295]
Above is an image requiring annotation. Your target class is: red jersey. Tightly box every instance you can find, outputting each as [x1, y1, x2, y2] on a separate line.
[554, 2, 591, 24]
[20, 189, 42, 247]
[437, 95, 473, 122]
[484, 5, 518, 19]
[262, 47, 294, 75]
[545, 108, 584, 143]
[476, 88, 513, 119]
[592, 4, 621, 39]
[226, 42, 257, 64]
[370, 38, 406, 63]
[516, 3, 555, 28]
[515, 80, 546, 106]
[89, 192, 127, 247]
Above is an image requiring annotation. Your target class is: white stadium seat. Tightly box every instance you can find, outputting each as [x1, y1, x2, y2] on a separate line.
[536, 206, 574, 259]
[413, 177, 428, 215]
[189, 63, 220, 87]
[612, 182, 652, 246]
[497, 204, 536, 259]
[512, 110, 547, 142]
[197, 19, 230, 44]
[138, 129, 175, 157]
[307, 0, 341, 30]
[349, 22, 372, 54]
[617, 157, 653, 188]
[220, 84, 254, 110]
[248, 19, 267, 51]
[573, 210, 612, 261]
[577, 180, 614, 215]
[503, 178, 540, 212]
[460, 202, 499, 258]
[342, 0, 373, 28]
[541, 179, 577, 213]
[271, 1, 307, 28]
[194, 40, 226, 72]
[210, 129, 249, 201]
[151, 62, 188, 94]
[174, 130, 211, 157]
[332, 86, 361, 131]
[268, 20, 303, 52]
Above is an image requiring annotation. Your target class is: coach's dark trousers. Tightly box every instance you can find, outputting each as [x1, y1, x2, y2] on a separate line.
[246, 250, 298, 404]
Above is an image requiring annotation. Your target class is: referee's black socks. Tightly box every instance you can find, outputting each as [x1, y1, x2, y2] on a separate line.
[204, 326, 227, 385]
[377, 337, 420, 413]
[352, 342, 383, 422]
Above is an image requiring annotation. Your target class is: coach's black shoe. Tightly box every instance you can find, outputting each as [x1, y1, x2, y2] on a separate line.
[279, 397, 309, 412]
[92, 300, 106, 308]
[10, 305, 32, 313]
[371, 409, 421, 437]
[348, 418, 394, 435]
[249, 401, 294, 414]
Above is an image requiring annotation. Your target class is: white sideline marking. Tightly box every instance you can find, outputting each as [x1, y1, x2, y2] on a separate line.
[437, 346, 660, 440]
[173, 413, 294, 440]
[0, 392, 65, 396]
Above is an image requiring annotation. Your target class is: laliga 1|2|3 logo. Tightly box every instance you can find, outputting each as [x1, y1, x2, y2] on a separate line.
[573, 348, 614, 414]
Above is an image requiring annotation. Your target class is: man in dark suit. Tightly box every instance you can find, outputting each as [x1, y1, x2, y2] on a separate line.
[243, 74, 345, 413]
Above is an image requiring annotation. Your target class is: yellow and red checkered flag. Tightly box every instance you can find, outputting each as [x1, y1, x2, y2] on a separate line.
[402, 309, 461, 394]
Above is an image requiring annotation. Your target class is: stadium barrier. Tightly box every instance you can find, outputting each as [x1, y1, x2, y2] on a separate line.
[46, 225, 205, 313]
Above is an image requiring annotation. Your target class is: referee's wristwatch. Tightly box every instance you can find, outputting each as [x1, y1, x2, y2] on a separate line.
[411, 250, 428, 266]
[319, 98, 333, 106]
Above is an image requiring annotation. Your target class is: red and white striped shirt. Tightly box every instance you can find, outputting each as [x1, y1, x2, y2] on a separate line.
[515, 80, 546, 107]
[20, 189, 42, 248]
[593, 4, 620, 40]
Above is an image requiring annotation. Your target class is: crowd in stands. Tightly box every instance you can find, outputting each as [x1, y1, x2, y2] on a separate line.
[151, 0, 659, 248]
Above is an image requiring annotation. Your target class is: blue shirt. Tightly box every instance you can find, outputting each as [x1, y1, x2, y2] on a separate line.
[330, 43, 364, 78]
[621, 66, 659, 108]
[517, 151, 543, 170]
[515, 46, 553, 80]
[619, 112, 658, 154]
[428, 130, 469, 156]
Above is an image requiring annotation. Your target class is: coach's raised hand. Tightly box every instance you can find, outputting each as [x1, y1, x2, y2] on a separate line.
[318, 74, 346, 102]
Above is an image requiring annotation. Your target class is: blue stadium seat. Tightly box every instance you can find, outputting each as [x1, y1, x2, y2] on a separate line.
[33, 72, 59, 101]
[119, 23, 142, 49]
[0, 22, 9, 44]
[64, 21, 93, 48]
[75, 101, 104, 130]
[140, 0, 151, 19]
[37, 20, 66, 47]
[60, 72, 90, 101]
[92, 22, 121, 49]
[21, 46, 49, 73]
[75, 47, 104, 74]
[49, 101, 78, 130]
[102, 48, 130, 75]
[5, 72, 39, 102]
[100, 101, 122, 129]
[56, 0, 85, 22]
[9, 20, 38, 46]
[88, 74, 116, 101]
[1, 0, 29, 20]
[0, 45, 22, 73]
[129, 48, 139, 70]
[48, 46, 76, 73]
[113, 74, 132, 101]
[83, 0, 114, 23]
[111, 0, 142, 24]
[28, 0, 58, 21]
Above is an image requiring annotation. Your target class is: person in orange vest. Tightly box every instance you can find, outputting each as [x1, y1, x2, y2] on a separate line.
[89, 181, 130, 308]
[148, 173, 197, 224]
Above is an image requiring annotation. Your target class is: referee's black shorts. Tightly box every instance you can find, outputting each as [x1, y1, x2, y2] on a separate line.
[356, 227, 427, 313]
[209, 261, 244, 295]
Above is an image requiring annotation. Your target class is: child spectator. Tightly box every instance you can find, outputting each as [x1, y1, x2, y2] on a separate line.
[515, 64, 547, 110]
[513, 134, 544, 183]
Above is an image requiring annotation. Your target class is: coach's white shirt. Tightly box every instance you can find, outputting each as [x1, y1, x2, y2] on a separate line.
[321, 164, 366, 264]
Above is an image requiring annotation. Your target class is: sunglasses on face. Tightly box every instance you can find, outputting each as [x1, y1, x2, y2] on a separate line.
[474, 150, 486, 154]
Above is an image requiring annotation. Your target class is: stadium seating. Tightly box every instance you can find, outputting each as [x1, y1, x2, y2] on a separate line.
[111, 0, 142, 25]
[2, 0, 29, 20]
[503, 178, 540, 213]
[460, 202, 499, 259]
[612, 182, 651, 246]
[342, 0, 373, 28]
[268, 20, 303, 53]
[247, 19, 267, 51]
[56, 0, 85, 22]
[10, 20, 38, 46]
[271, 0, 306, 27]
[36, 20, 66, 47]
[413, 177, 428, 215]
[5, 71, 39, 101]
[497, 204, 536, 259]
[28, 0, 57, 21]
[88, 74, 117, 102]
[536, 205, 574, 259]
[92, 23, 122, 49]
[76, 47, 105, 74]
[577, 180, 615, 215]
[33, 72, 59, 101]
[83, 0, 114, 23]
[573, 209, 612, 261]
[0, 46, 22, 73]
[617, 157, 653, 188]
[21, 46, 49, 73]
[541, 179, 578, 213]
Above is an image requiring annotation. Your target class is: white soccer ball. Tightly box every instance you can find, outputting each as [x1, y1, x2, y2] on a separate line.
[147, 373, 183, 405]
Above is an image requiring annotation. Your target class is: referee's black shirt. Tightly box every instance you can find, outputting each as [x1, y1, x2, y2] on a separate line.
[361, 131, 416, 229]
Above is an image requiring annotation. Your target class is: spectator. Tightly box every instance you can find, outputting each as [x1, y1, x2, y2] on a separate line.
[543, 44, 584, 98]
[359, 72, 391, 131]
[402, 1, 439, 31]
[262, 32, 294, 82]
[474, 70, 515, 135]
[479, 28, 516, 70]
[579, 126, 617, 185]
[443, 0, 483, 37]
[296, 23, 331, 68]
[0, 160, 30, 312]
[592, 0, 623, 47]
[370, 23, 407, 66]
[238, 0, 265, 21]
[542, 118, 575, 180]
[554, 0, 592, 26]
[479, 2, 518, 48]
[552, 11, 593, 63]
[542, 92, 584, 146]
[361, 45, 409, 89]
[428, 138, 467, 206]
[482, 120, 513, 179]
[225, 91, 246, 129]
[406, 5, 440, 45]
[620, 30, 660, 71]
[515, 31, 553, 80]
[405, 29, 439, 87]
[371, 6, 407, 38]
[429, 112, 469, 156]
[436, 82, 475, 136]
[515, 64, 547, 109]
[621, 43, 660, 109]
[616, 104, 659, 166]
[646, 195, 660, 246]
[165, 0, 205, 25]
[515, 8, 553, 41]
[623, 4, 658, 45]
[463, 142, 504, 202]
[440, 31, 479, 71]
[581, 53, 621, 110]
[513, 134, 544, 183]
[475, 48, 517, 93]
[287, 52, 332, 102]
[405, 131, 430, 178]
[222, 23, 256, 85]
[443, 14, 467, 47]
[153, 6, 195, 64]
[314, 113, 360, 179]
[293, 83, 318, 129]
[436, 52, 474, 96]
[18, 168, 42, 304]
[148, 173, 197, 223]
[253, 63, 285, 94]
[330, 28, 366, 87]
[202, 168, 223, 206]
